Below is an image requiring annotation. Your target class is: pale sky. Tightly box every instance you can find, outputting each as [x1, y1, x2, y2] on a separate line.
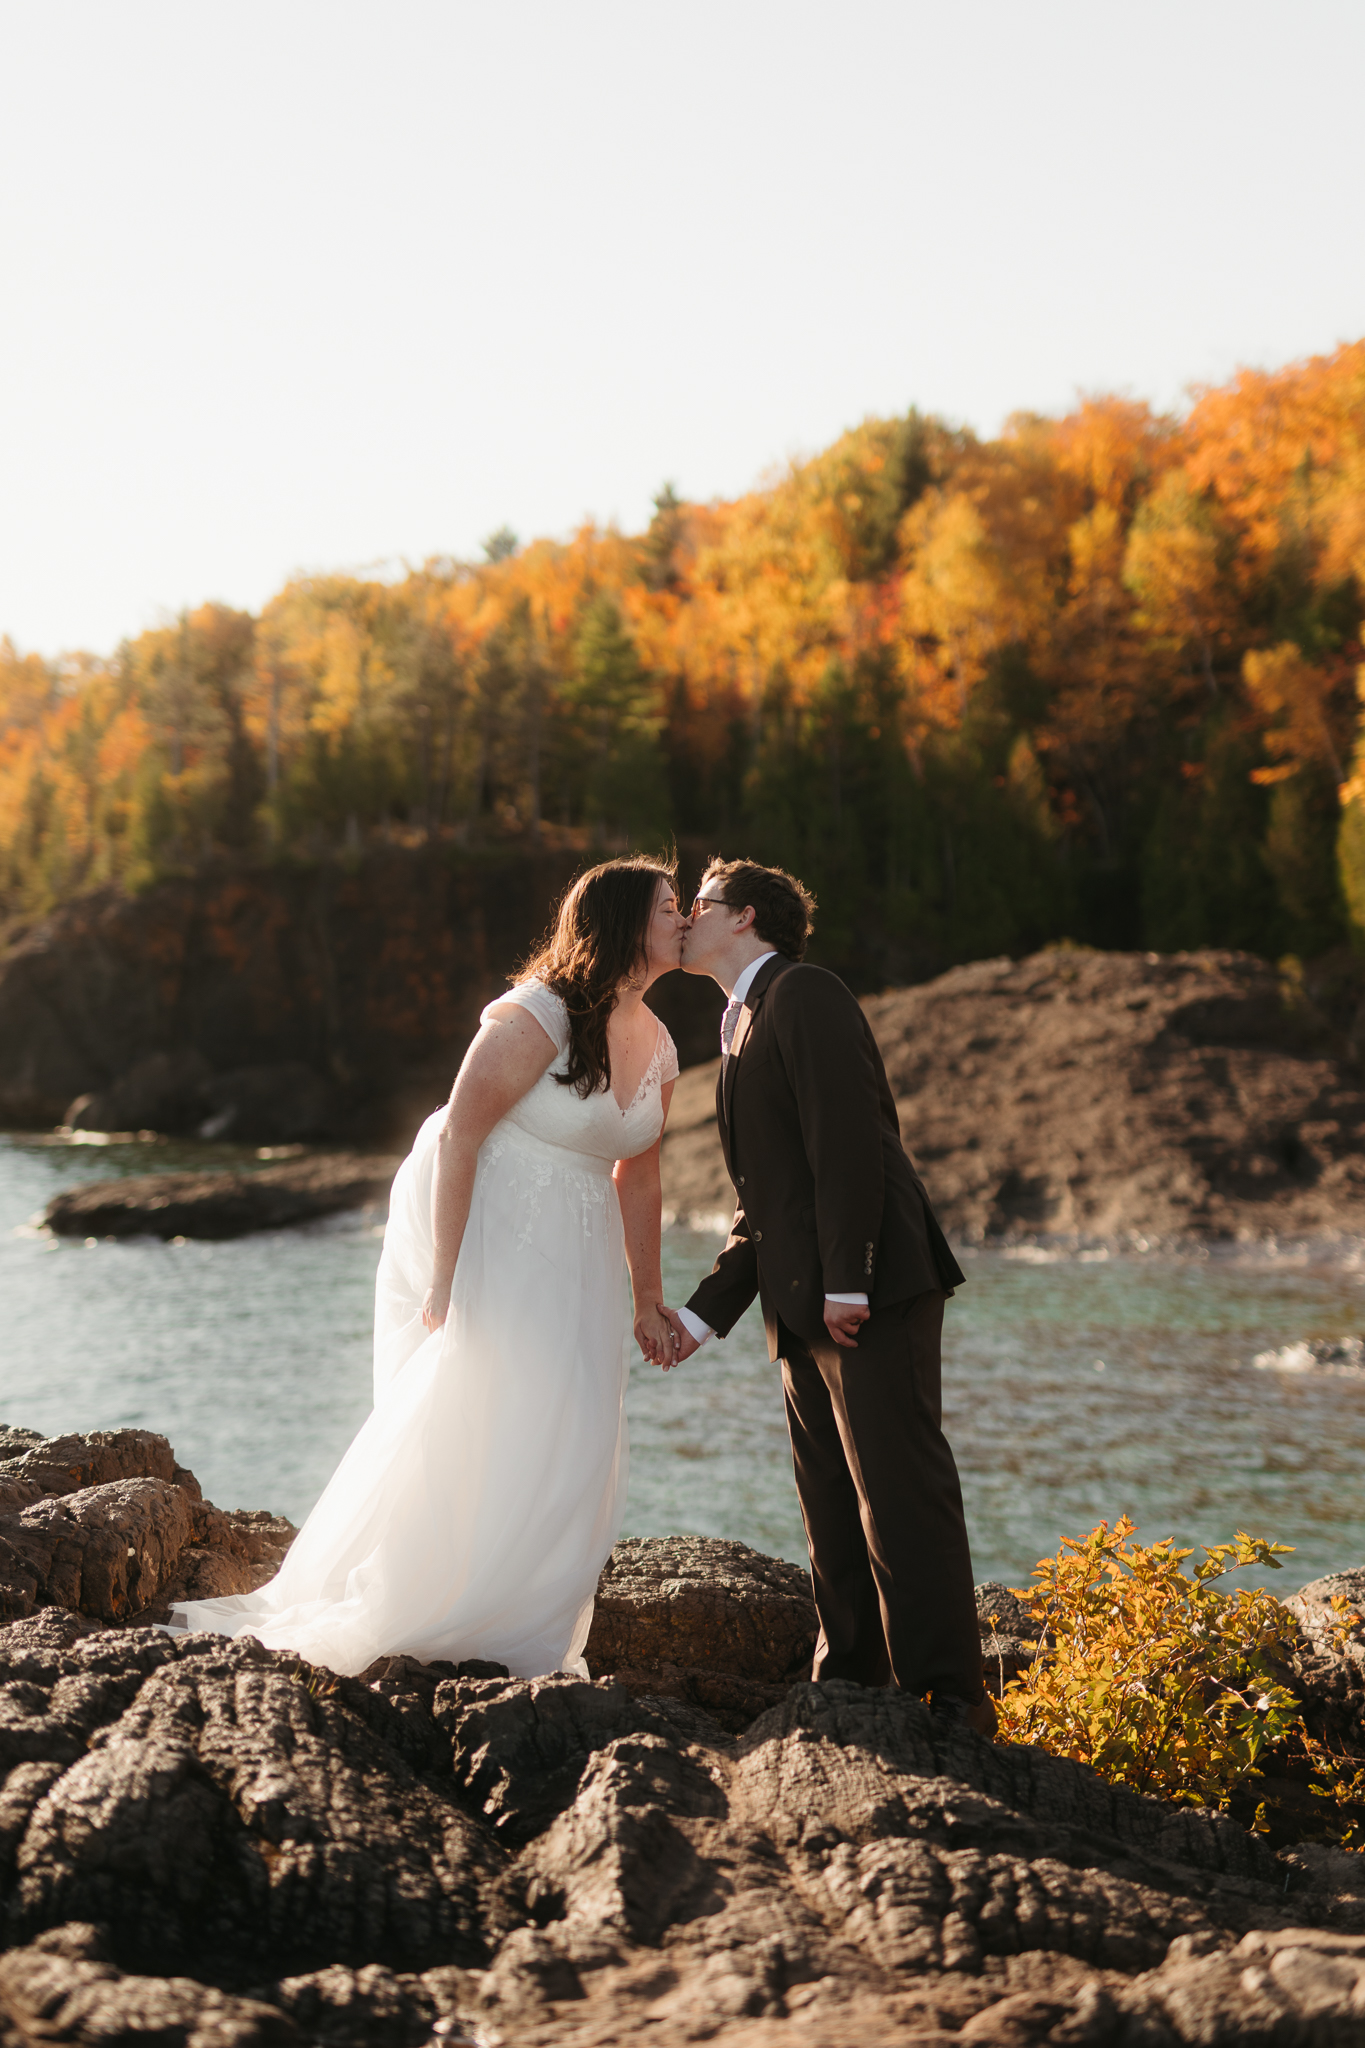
[2, 0, 1363, 659]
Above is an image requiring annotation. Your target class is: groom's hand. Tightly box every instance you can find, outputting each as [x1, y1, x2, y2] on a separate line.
[824, 1300, 870, 1348]
[634, 1305, 676, 1369]
[659, 1306, 700, 1365]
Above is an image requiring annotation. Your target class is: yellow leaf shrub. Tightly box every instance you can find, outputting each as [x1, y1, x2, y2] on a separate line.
[996, 1518, 1303, 1813]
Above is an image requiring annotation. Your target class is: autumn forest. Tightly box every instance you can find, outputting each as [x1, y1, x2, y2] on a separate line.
[4, 340, 1365, 988]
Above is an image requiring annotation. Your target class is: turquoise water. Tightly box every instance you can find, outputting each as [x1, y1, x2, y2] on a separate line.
[4, 1133, 1364, 1590]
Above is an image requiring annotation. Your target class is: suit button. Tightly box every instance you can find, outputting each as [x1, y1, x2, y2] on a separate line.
[738, 1175, 745, 1186]
[753, 1229, 762, 1241]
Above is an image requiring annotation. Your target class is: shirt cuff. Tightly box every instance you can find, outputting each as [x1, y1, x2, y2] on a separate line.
[677, 1306, 714, 1345]
[825, 1292, 869, 1306]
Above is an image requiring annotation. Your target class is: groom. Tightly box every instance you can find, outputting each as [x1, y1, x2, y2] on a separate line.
[663, 859, 993, 1734]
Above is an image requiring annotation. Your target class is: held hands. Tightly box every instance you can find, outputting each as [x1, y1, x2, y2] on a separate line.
[659, 1306, 700, 1365]
[824, 1299, 870, 1349]
[634, 1303, 681, 1371]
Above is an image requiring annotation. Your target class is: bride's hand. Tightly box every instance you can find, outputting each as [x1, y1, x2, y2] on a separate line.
[634, 1304, 679, 1371]
[422, 1285, 450, 1333]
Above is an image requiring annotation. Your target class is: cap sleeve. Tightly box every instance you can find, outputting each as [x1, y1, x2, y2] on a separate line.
[659, 1021, 680, 1085]
[481, 979, 571, 1062]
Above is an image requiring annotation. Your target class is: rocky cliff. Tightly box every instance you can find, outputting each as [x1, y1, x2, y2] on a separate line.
[661, 946, 1365, 1245]
[0, 849, 724, 1141]
[3, 1422, 1365, 2044]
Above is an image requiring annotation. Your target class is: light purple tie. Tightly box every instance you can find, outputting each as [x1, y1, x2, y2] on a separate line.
[720, 997, 743, 1057]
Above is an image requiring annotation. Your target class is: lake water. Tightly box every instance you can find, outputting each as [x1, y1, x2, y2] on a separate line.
[4, 1132, 1365, 1593]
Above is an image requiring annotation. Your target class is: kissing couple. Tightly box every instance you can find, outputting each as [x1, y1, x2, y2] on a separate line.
[172, 855, 993, 1735]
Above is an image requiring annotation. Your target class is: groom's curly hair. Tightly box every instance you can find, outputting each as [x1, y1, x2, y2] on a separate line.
[521, 855, 678, 1098]
[700, 858, 816, 960]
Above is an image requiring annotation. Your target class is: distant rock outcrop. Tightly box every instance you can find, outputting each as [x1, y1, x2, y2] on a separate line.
[662, 947, 1365, 1244]
[63, 1049, 216, 1139]
[64, 1054, 338, 1145]
[42, 1152, 399, 1241]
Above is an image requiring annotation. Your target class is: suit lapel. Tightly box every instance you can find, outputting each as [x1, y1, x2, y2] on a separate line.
[713, 1061, 732, 1176]
[721, 954, 785, 1133]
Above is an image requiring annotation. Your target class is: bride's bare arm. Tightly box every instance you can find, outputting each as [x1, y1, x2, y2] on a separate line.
[422, 1007, 557, 1330]
[614, 1077, 676, 1370]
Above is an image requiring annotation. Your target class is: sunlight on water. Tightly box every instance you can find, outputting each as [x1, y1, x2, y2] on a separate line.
[4, 1134, 1365, 1589]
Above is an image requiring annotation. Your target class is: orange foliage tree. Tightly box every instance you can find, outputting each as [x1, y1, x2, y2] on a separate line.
[3, 345, 1364, 980]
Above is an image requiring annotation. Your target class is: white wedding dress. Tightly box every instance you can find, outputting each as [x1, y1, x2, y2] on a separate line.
[170, 981, 679, 1678]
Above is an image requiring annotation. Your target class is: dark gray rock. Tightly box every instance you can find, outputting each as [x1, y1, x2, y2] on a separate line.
[157, 1505, 298, 1609]
[63, 1054, 337, 1145]
[974, 1582, 1036, 1640]
[1, 1633, 1364, 2042]
[0, 1428, 46, 1463]
[196, 1063, 334, 1144]
[261, 1961, 471, 2047]
[1117, 1926, 1365, 2043]
[433, 1672, 724, 1847]
[475, 1925, 585, 2013]
[0, 1430, 296, 1629]
[0, 1922, 302, 2045]
[65, 1049, 212, 1136]
[42, 1152, 398, 1240]
[740, 1681, 1278, 1886]
[1283, 1566, 1365, 1775]
[1294, 1567, 1365, 1615]
[495, 1677, 1364, 2043]
[583, 1535, 817, 1727]
[2, 1631, 505, 1981]
[3, 1449, 1365, 2043]
[976, 1580, 1046, 1696]
[0, 1426, 196, 1500]
[0, 1478, 196, 1624]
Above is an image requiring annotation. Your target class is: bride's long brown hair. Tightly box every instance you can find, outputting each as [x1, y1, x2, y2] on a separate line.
[520, 855, 678, 1098]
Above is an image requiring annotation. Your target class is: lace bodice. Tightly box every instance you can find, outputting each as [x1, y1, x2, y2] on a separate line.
[481, 981, 679, 1166]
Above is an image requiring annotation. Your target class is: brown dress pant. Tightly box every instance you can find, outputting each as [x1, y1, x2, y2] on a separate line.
[778, 1288, 984, 1701]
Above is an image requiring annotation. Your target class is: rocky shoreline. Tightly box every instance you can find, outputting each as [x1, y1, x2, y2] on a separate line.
[36, 944, 1365, 1253]
[2, 1425, 1365, 2043]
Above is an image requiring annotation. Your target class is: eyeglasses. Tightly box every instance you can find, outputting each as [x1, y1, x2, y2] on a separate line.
[690, 892, 729, 918]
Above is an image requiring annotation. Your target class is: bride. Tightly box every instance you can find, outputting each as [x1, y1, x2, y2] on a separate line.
[170, 856, 688, 1678]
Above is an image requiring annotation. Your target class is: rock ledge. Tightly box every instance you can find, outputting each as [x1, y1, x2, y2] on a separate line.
[41, 1153, 399, 1241]
[4, 1423, 1365, 2044]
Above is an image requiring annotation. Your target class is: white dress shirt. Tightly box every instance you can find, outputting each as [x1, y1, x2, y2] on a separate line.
[676, 952, 868, 1349]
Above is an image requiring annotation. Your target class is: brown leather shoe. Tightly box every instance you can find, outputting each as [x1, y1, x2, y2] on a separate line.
[931, 1690, 998, 1741]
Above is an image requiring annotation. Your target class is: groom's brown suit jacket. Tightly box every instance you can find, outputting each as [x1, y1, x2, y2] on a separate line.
[685, 955, 964, 1357]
